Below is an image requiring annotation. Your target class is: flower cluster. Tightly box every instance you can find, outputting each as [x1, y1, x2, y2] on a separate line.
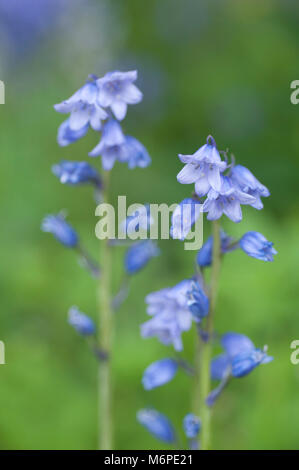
[138, 134, 276, 449]
[43, 70, 158, 371]
[174, 135, 271, 234]
[54, 71, 151, 171]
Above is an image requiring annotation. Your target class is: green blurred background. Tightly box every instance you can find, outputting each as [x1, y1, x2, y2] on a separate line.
[1, 0, 299, 450]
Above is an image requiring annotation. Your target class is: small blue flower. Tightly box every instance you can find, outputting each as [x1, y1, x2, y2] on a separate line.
[231, 348, 273, 378]
[186, 281, 209, 321]
[137, 408, 176, 444]
[202, 175, 256, 223]
[125, 136, 151, 169]
[197, 230, 237, 267]
[41, 213, 79, 248]
[57, 118, 89, 147]
[68, 306, 95, 336]
[54, 78, 107, 131]
[240, 231, 277, 262]
[211, 332, 273, 380]
[177, 136, 227, 194]
[230, 164, 270, 210]
[125, 240, 159, 274]
[208, 332, 273, 406]
[141, 280, 193, 351]
[170, 198, 202, 241]
[52, 160, 101, 187]
[183, 413, 201, 439]
[142, 358, 178, 390]
[89, 119, 128, 170]
[97, 70, 143, 121]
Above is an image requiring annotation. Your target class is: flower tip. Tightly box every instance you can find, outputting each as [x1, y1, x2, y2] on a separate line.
[206, 135, 216, 147]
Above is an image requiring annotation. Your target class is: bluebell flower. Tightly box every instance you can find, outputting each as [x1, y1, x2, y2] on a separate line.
[125, 136, 151, 169]
[54, 78, 107, 131]
[97, 70, 143, 121]
[231, 347, 273, 378]
[207, 332, 273, 406]
[183, 413, 201, 439]
[186, 281, 209, 321]
[57, 118, 89, 146]
[141, 280, 193, 351]
[123, 204, 152, 235]
[89, 119, 128, 170]
[202, 175, 256, 223]
[197, 230, 237, 267]
[52, 160, 101, 187]
[142, 358, 178, 390]
[170, 198, 202, 241]
[211, 332, 273, 379]
[68, 306, 95, 336]
[125, 240, 159, 274]
[230, 164, 270, 210]
[240, 231, 277, 262]
[177, 136, 227, 195]
[41, 213, 79, 248]
[137, 408, 176, 444]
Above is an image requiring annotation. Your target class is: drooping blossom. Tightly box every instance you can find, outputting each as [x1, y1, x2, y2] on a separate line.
[202, 175, 256, 223]
[54, 78, 107, 132]
[141, 280, 193, 351]
[177, 136, 227, 195]
[52, 160, 101, 187]
[240, 231, 277, 262]
[142, 358, 178, 390]
[68, 306, 95, 336]
[97, 70, 143, 121]
[230, 164, 270, 210]
[125, 240, 160, 274]
[137, 408, 176, 444]
[41, 213, 78, 248]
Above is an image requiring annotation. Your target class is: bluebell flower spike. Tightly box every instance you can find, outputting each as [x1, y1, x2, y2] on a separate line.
[137, 408, 177, 444]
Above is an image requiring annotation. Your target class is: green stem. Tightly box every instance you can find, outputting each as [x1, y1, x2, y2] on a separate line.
[194, 219, 221, 450]
[98, 171, 113, 449]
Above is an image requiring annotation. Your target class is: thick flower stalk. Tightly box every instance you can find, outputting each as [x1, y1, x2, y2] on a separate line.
[42, 70, 157, 450]
[137, 135, 276, 450]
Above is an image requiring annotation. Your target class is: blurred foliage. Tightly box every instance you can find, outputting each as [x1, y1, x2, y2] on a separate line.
[0, 0, 299, 449]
